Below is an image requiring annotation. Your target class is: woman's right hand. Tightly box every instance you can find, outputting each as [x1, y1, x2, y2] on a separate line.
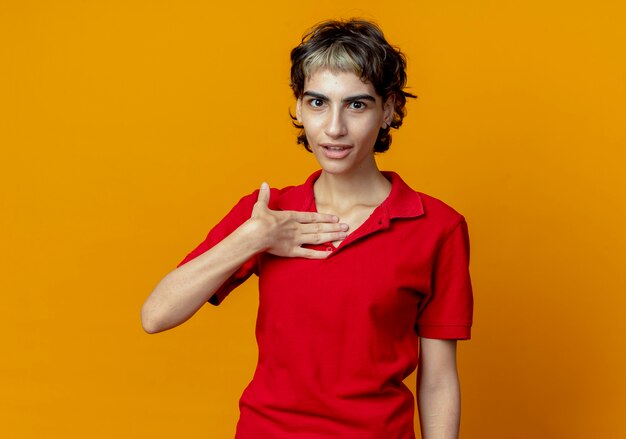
[245, 182, 348, 259]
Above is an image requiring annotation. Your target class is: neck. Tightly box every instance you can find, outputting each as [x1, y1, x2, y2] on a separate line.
[314, 164, 391, 212]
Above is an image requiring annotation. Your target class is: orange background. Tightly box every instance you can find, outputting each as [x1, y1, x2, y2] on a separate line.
[2, 1, 625, 438]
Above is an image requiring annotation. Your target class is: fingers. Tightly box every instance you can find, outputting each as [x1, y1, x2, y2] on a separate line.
[288, 210, 339, 224]
[292, 247, 333, 260]
[300, 222, 349, 234]
[256, 182, 270, 208]
[297, 231, 347, 245]
[295, 222, 348, 245]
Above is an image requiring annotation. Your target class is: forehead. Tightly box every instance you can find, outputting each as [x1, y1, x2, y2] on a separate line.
[303, 68, 381, 100]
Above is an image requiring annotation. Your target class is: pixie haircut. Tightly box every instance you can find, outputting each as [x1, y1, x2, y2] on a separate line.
[290, 19, 416, 153]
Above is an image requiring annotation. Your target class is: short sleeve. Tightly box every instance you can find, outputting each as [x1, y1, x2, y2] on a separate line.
[176, 191, 259, 306]
[416, 219, 474, 340]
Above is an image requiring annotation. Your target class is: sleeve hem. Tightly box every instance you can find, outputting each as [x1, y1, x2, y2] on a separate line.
[207, 256, 257, 306]
[208, 293, 223, 306]
[417, 324, 472, 340]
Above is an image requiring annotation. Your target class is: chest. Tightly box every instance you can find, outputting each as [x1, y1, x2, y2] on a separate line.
[256, 219, 439, 330]
[318, 203, 379, 247]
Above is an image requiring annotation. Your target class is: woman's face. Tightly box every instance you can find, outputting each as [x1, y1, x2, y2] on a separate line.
[296, 69, 394, 177]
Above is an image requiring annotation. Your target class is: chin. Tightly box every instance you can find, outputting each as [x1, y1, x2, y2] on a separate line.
[318, 160, 362, 177]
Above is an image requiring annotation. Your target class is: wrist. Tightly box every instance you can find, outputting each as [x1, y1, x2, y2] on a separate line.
[237, 217, 270, 254]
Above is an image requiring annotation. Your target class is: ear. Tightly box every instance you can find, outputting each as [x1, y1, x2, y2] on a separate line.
[382, 96, 395, 127]
[295, 98, 303, 123]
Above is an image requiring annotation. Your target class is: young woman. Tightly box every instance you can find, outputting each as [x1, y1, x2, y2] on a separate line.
[142, 19, 473, 439]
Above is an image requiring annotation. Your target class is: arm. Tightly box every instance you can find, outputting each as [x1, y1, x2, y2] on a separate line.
[417, 337, 461, 439]
[141, 183, 348, 334]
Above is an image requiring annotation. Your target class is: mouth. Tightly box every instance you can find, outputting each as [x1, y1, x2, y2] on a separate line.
[320, 143, 352, 151]
[319, 143, 352, 159]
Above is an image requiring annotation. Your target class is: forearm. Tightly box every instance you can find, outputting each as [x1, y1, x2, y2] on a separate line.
[141, 220, 263, 333]
[417, 371, 460, 439]
[417, 338, 461, 439]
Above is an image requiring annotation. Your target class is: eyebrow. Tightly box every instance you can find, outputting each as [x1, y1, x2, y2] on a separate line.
[302, 91, 377, 103]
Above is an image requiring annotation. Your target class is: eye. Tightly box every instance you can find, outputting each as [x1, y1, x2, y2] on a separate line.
[349, 101, 366, 110]
[309, 98, 325, 108]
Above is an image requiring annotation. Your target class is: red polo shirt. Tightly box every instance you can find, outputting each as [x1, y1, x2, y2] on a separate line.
[178, 170, 473, 439]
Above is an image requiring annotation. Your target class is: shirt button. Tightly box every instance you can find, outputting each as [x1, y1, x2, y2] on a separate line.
[326, 246, 333, 251]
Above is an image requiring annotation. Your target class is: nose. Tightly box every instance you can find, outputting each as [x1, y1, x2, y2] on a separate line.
[324, 106, 347, 138]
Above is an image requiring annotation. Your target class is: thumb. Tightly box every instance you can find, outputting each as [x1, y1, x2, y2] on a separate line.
[256, 182, 270, 208]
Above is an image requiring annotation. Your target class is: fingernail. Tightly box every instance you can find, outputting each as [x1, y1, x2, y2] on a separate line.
[340, 223, 349, 231]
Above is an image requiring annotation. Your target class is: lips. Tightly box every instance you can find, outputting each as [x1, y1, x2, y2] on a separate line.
[320, 143, 352, 159]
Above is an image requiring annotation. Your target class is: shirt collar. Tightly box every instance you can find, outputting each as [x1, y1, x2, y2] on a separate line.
[275, 170, 424, 220]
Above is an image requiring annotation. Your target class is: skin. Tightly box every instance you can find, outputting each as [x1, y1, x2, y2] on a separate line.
[418, 338, 461, 439]
[141, 67, 461, 439]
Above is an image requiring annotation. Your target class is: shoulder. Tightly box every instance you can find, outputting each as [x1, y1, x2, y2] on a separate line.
[418, 192, 465, 226]
[387, 171, 466, 235]
[417, 192, 468, 248]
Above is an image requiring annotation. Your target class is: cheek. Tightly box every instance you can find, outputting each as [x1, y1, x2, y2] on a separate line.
[300, 119, 319, 147]
[356, 118, 383, 141]
[300, 115, 322, 136]
[296, 100, 303, 122]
